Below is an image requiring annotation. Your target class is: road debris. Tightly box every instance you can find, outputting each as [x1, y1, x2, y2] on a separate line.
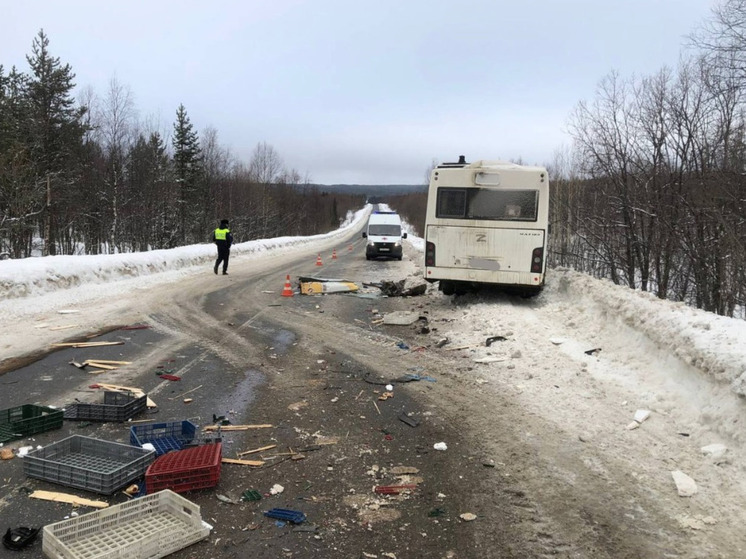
[459, 512, 477, 521]
[374, 484, 417, 495]
[222, 458, 265, 467]
[299, 276, 359, 294]
[383, 311, 420, 325]
[269, 484, 285, 495]
[238, 444, 277, 457]
[485, 335, 508, 346]
[203, 424, 273, 431]
[29, 490, 108, 508]
[391, 466, 419, 475]
[3, 526, 40, 550]
[52, 341, 124, 348]
[264, 508, 306, 523]
[398, 412, 420, 427]
[671, 470, 698, 497]
[241, 489, 262, 501]
[433, 442, 448, 451]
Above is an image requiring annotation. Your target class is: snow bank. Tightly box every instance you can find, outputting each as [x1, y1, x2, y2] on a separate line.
[0, 207, 370, 301]
[548, 268, 746, 397]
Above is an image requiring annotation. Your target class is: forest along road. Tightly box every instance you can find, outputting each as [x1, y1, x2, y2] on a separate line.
[1, 236, 745, 558]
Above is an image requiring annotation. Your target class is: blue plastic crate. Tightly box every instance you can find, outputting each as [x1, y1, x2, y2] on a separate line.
[130, 421, 197, 456]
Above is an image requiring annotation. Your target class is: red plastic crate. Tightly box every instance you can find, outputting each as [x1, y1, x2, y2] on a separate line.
[145, 442, 222, 494]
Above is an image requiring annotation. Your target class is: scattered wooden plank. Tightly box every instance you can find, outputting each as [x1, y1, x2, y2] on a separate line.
[82, 360, 131, 365]
[51, 341, 124, 348]
[50, 324, 78, 331]
[91, 383, 156, 408]
[30, 490, 108, 508]
[237, 444, 276, 457]
[203, 424, 273, 432]
[222, 458, 265, 467]
[444, 343, 482, 351]
[168, 385, 202, 401]
[83, 362, 118, 370]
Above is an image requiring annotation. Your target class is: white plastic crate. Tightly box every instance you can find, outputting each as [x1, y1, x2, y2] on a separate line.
[42, 490, 211, 559]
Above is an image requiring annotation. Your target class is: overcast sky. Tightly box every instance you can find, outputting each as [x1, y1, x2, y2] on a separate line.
[2, 1, 716, 184]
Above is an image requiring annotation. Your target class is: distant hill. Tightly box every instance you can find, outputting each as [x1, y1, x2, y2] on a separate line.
[311, 184, 426, 196]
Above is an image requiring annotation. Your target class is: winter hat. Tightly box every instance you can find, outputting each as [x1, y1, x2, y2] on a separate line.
[220, 219, 229, 228]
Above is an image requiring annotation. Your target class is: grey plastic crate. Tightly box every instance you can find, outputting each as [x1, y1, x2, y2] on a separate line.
[24, 435, 154, 495]
[63, 391, 147, 422]
[43, 489, 211, 559]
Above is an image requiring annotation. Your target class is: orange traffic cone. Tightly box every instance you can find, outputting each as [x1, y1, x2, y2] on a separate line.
[332, 249, 338, 260]
[281, 275, 294, 297]
[315, 253, 323, 266]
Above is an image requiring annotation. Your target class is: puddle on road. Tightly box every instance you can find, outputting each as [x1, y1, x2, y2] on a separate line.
[216, 368, 264, 424]
[272, 329, 296, 355]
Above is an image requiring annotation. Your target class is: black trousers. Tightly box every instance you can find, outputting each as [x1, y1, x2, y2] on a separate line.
[215, 245, 230, 273]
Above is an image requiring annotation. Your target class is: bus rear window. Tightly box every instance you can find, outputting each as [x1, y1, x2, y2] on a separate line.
[436, 188, 538, 221]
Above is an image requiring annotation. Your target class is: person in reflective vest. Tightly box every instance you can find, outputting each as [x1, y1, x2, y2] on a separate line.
[213, 219, 233, 275]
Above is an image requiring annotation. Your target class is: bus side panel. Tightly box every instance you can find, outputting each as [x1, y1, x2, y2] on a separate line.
[425, 225, 545, 286]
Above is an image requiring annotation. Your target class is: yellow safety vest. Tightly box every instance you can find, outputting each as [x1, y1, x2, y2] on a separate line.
[214, 228, 229, 240]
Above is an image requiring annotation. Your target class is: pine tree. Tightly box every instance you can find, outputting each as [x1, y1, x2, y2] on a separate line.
[172, 104, 203, 244]
[24, 29, 86, 255]
[0, 65, 36, 257]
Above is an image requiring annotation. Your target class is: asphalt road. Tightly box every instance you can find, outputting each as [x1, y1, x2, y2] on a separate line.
[1, 234, 502, 559]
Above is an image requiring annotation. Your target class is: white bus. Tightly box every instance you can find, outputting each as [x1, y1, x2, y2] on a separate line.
[424, 157, 549, 296]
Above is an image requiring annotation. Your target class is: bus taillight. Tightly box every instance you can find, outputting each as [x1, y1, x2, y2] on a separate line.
[426, 242, 436, 267]
[530, 247, 543, 273]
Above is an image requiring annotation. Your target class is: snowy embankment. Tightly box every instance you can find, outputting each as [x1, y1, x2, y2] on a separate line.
[548, 268, 746, 397]
[0, 207, 370, 301]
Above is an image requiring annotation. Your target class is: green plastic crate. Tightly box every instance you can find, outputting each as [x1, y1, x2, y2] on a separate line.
[0, 404, 63, 443]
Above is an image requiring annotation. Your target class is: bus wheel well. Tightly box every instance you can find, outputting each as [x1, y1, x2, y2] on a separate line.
[439, 281, 455, 295]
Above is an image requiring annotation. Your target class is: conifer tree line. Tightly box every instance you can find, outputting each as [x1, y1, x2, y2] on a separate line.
[0, 30, 363, 258]
[546, 0, 746, 317]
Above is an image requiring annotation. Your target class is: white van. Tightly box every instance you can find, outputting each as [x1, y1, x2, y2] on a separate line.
[362, 211, 407, 260]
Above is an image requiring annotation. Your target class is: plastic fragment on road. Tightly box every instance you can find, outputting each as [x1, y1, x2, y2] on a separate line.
[157, 374, 181, 381]
[472, 356, 506, 364]
[433, 442, 447, 451]
[374, 484, 417, 495]
[383, 311, 421, 325]
[396, 341, 409, 350]
[398, 412, 420, 427]
[299, 276, 359, 295]
[485, 335, 507, 346]
[264, 508, 307, 524]
[269, 484, 284, 495]
[671, 470, 698, 497]
[459, 512, 477, 521]
[241, 489, 262, 501]
[633, 409, 651, 423]
[3, 527, 40, 550]
[397, 373, 437, 383]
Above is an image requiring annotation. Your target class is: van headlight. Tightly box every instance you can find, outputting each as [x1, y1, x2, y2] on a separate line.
[394, 241, 401, 247]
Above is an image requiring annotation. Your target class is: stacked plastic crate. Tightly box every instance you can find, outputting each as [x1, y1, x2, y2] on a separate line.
[145, 442, 222, 494]
[23, 435, 155, 495]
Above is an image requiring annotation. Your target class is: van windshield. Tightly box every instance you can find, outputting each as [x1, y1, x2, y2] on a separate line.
[368, 224, 401, 236]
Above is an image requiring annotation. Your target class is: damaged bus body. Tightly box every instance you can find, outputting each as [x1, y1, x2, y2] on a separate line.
[424, 157, 549, 296]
